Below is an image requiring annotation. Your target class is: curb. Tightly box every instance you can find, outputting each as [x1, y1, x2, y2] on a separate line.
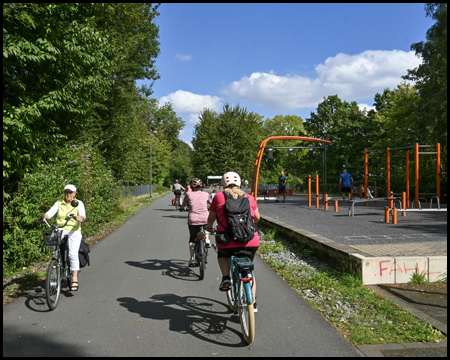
[259, 214, 447, 285]
[368, 285, 447, 336]
[356, 340, 447, 357]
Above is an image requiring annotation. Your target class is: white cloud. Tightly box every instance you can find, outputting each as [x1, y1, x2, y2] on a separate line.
[189, 113, 200, 125]
[176, 54, 192, 61]
[223, 50, 422, 110]
[357, 103, 376, 114]
[160, 89, 223, 114]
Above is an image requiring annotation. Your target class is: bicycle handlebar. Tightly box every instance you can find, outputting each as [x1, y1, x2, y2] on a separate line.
[42, 214, 78, 230]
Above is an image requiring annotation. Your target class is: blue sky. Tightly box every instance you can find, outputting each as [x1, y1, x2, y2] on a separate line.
[137, 3, 434, 146]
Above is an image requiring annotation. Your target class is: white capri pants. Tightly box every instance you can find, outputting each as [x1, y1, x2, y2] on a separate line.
[62, 230, 83, 271]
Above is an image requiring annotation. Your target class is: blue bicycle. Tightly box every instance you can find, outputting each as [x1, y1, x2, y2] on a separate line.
[225, 254, 256, 344]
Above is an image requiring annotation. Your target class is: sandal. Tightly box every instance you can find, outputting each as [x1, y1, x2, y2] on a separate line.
[71, 281, 79, 291]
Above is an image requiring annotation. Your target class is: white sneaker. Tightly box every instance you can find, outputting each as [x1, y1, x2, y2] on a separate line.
[253, 302, 258, 313]
[189, 258, 195, 267]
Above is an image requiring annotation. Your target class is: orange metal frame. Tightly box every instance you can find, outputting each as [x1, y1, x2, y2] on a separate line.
[365, 143, 441, 208]
[251, 136, 332, 203]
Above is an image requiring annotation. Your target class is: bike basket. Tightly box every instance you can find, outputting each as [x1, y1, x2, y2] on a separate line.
[233, 257, 254, 272]
[43, 229, 63, 246]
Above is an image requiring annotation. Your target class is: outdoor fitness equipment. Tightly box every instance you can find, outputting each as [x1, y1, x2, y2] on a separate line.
[251, 136, 332, 204]
[365, 143, 441, 209]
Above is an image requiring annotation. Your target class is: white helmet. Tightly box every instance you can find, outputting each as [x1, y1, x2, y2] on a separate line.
[221, 172, 241, 187]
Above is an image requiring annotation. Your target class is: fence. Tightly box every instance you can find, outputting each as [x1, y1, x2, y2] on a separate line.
[257, 184, 293, 191]
[115, 185, 157, 197]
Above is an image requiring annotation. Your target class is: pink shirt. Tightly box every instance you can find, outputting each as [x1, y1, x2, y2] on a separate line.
[185, 191, 211, 225]
[210, 192, 260, 249]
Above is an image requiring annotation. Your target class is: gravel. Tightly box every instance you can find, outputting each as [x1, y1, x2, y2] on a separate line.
[257, 229, 362, 325]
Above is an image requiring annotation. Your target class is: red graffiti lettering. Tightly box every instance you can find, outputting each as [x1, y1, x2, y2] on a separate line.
[389, 261, 403, 275]
[403, 262, 417, 273]
[379, 260, 390, 277]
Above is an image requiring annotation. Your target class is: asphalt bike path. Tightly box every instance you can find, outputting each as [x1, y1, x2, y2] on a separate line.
[3, 193, 361, 357]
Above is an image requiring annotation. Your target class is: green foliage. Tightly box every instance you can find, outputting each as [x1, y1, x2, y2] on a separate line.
[258, 114, 310, 190]
[3, 144, 118, 275]
[305, 95, 380, 191]
[192, 103, 265, 182]
[403, 3, 447, 146]
[409, 269, 430, 285]
[170, 140, 194, 185]
[3, 3, 116, 187]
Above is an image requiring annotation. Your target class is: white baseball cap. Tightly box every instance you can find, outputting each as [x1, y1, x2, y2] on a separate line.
[64, 184, 77, 192]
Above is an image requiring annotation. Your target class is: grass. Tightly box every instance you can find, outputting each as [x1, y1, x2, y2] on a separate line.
[257, 226, 446, 346]
[409, 269, 430, 285]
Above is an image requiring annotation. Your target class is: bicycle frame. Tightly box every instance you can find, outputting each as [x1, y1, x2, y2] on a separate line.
[194, 226, 208, 280]
[231, 256, 254, 305]
[43, 220, 71, 281]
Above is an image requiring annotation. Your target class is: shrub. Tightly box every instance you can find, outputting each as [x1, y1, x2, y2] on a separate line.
[3, 144, 118, 276]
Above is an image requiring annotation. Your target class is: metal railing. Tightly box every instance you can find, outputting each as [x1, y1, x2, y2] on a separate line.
[115, 185, 156, 197]
[257, 184, 293, 191]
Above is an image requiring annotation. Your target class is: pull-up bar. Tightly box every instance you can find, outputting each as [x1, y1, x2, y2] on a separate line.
[364, 143, 441, 208]
[251, 136, 332, 203]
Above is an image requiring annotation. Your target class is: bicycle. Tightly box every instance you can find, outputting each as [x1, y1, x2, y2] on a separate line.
[195, 225, 210, 280]
[212, 233, 256, 344]
[40, 200, 79, 310]
[179, 218, 208, 280]
[174, 195, 181, 210]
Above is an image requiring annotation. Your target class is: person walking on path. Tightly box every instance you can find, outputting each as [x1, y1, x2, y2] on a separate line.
[339, 169, 354, 202]
[277, 170, 288, 202]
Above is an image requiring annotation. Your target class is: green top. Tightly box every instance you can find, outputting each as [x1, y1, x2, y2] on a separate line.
[56, 200, 81, 231]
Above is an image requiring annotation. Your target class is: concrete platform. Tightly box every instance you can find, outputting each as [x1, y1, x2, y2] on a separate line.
[256, 193, 447, 285]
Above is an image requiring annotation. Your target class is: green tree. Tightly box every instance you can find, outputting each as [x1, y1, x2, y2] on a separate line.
[3, 3, 115, 190]
[259, 114, 308, 189]
[192, 104, 264, 183]
[402, 3, 447, 146]
[305, 95, 380, 190]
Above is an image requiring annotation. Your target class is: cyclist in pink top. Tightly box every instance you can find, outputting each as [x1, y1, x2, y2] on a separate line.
[207, 172, 260, 310]
[180, 178, 212, 267]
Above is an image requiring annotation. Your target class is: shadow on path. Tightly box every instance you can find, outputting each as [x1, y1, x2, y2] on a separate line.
[125, 259, 205, 281]
[117, 294, 247, 347]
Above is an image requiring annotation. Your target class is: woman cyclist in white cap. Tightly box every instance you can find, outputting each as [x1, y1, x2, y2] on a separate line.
[41, 184, 86, 291]
[206, 172, 260, 311]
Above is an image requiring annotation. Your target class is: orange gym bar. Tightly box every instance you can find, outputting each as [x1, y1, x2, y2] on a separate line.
[251, 136, 331, 204]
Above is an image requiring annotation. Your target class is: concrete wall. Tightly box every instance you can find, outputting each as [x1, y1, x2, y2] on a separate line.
[259, 215, 447, 285]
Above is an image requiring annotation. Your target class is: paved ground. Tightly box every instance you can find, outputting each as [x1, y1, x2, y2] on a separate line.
[3, 193, 361, 357]
[255, 193, 447, 256]
[254, 192, 447, 357]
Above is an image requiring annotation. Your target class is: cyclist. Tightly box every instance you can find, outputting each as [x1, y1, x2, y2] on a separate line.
[40, 184, 86, 291]
[206, 172, 260, 309]
[173, 180, 186, 205]
[180, 178, 212, 267]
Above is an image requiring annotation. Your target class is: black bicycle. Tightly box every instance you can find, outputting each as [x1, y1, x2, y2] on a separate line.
[194, 225, 209, 280]
[40, 200, 79, 310]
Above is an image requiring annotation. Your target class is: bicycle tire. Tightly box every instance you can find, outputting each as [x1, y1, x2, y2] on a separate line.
[175, 197, 180, 210]
[198, 240, 205, 280]
[226, 279, 237, 313]
[46, 259, 61, 310]
[238, 281, 255, 344]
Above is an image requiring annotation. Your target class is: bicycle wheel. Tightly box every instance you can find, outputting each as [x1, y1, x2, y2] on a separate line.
[45, 259, 61, 310]
[198, 240, 206, 280]
[175, 197, 180, 210]
[226, 279, 237, 313]
[238, 281, 255, 344]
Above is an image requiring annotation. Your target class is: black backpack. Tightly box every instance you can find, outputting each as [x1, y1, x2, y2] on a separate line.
[218, 192, 257, 243]
[78, 240, 90, 268]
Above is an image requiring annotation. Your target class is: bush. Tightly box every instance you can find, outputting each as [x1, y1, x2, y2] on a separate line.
[3, 144, 118, 277]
